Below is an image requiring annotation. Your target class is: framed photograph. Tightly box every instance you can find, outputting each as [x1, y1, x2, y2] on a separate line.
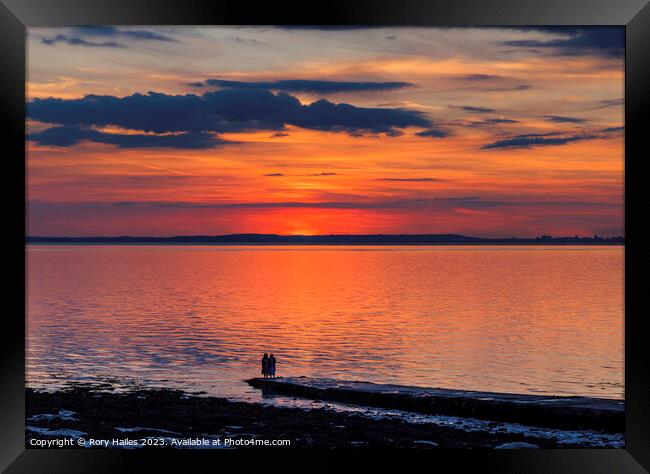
[2, 0, 648, 471]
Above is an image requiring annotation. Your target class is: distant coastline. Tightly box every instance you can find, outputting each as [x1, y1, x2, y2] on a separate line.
[26, 234, 624, 245]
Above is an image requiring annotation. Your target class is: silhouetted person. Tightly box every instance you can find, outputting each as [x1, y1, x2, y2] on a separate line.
[261, 353, 269, 378]
[268, 354, 277, 378]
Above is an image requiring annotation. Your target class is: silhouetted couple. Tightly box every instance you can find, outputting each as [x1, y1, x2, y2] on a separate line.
[261, 353, 277, 378]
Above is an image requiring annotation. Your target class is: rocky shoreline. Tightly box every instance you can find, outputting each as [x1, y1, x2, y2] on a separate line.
[25, 385, 582, 449]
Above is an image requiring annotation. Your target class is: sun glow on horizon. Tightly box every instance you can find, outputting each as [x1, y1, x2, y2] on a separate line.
[26, 26, 624, 238]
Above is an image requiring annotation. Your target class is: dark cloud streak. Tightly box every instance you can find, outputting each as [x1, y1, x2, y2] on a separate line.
[415, 128, 449, 138]
[482, 133, 598, 150]
[28, 126, 229, 149]
[377, 178, 446, 182]
[500, 27, 623, 58]
[600, 126, 624, 133]
[192, 78, 414, 94]
[450, 105, 496, 113]
[544, 115, 587, 123]
[72, 26, 177, 42]
[41, 35, 125, 48]
[30, 196, 618, 213]
[41, 27, 177, 48]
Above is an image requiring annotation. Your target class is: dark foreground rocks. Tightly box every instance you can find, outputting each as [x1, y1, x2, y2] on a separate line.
[25, 386, 565, 449]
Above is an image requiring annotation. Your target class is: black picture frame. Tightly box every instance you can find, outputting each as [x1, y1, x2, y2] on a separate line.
[2, 0, 648, 472]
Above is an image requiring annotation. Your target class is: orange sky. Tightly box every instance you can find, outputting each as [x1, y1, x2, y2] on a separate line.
[26, 27, 624, 237]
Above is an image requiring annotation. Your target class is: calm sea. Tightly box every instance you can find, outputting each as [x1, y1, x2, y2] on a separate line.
[26, 245, 624, 401]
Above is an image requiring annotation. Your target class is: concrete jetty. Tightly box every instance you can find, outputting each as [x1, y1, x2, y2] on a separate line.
[246, 377, 624, 433]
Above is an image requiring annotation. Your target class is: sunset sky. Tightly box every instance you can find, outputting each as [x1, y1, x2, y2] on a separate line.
[26, 26, 624, 237]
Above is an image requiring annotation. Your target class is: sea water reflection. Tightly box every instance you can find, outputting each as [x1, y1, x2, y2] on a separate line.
[26, 245, 624, 401]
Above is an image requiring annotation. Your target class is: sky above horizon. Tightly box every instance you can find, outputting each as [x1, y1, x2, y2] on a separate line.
[26, 26, 624, 237]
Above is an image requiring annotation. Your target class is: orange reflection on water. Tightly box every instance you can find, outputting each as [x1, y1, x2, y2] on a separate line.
[26, 245, 624, 400]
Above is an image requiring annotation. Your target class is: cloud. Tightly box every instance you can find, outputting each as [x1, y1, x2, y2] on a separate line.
[285, 97, 430, 134]
[59, 195, 616, 212]
[226, 35, 266, 45]
[415, 128, 449, 138]
[485, 118, 518, 124]
[72, 26, 177, 42]
[271, 132, 290, 138]
[600, 126, 624, 133]
[544, 115, 587, 123]
[599, 98, 624, 108]
[492, 84, 531, 91]
[28, 89, 431, 148]
[500, 27, 623, 58]
[191, 78, 414, 94]
[469, 118, 520, 126]
[453, 75, 531, 92]
[482, 132, 598, 150]
[104, 196, 490, 210]
[458, 74, 501, 81]
[262, 172, 336, 178]
[586, 98, 624, 111]
[450, 105, 496, 113]
[28, 125, 228, 149]
[272, 26, 386, 31]
[41, 35, 125, 48]
[41, 27, 177, 48]
[377, 178, 445, 182]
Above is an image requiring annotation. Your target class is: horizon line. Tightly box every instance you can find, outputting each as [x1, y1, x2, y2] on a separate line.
[26, 233, 625, 240]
